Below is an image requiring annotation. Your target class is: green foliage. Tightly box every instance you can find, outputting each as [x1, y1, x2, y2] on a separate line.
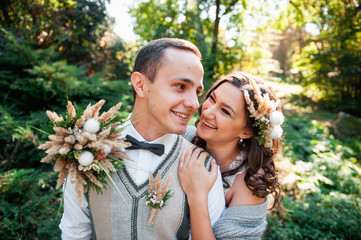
[266, 194, 361, 240]
[283, 115, 361, 193]
[0, 168, 63, 240]
[282, 0, 361, 114]
[252, 118, 268, 146]
[0, 0, 113, 70]
[128, 0, 280, 85]
[0, 29, 133, 114]
[267, 108, 361, 239]
[129, 0, 216, 83]
[0, 106, 44, 171]
[282, 117, 321, 162]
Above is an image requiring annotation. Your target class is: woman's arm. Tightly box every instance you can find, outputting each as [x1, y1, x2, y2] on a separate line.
[212, 201, 268, 240]
[227, 172, 265, 208]
[178, 146, 218, 240]
[215, 173, 267, 240]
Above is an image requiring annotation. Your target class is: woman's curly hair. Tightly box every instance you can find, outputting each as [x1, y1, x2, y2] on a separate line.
[192, 71, 282, 209]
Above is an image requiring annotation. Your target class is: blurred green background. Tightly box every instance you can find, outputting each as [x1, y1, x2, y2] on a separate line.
[0, 0, 360, 239]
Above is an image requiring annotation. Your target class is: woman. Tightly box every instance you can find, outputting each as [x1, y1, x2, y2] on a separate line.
[179, 71, 283, 239]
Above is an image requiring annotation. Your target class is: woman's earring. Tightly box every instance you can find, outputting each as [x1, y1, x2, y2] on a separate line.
[239, 136, 243, 144]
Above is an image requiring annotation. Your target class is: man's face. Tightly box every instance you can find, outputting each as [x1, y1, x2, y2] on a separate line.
[143, 48, 204, 138]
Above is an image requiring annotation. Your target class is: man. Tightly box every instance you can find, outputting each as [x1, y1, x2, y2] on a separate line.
[60, 38, 225, 239]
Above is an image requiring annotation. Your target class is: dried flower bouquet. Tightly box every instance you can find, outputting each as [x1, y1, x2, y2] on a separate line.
[38, 99, 130, 204]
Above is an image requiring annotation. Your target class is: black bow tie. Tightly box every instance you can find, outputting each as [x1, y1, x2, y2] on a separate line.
[125, 134, 165, 156]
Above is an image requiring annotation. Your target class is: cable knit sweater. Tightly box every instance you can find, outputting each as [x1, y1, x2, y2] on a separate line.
[212, 199, 267, 240]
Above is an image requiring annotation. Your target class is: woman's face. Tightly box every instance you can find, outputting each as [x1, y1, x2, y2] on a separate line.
[197, 82, 251, 145]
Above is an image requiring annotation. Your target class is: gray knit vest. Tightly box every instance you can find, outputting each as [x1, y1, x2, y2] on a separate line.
[86, 135, 192, 240]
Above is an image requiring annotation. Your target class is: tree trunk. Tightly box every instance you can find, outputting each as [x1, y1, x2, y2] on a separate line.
[210, 0, 221, 77]
[195, 0, 207, 54]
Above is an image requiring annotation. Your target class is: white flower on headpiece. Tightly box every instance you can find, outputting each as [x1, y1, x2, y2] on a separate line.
[269, 110, 284, 125]
[269, 125, 283, 139]
[83, 118, 100, 133]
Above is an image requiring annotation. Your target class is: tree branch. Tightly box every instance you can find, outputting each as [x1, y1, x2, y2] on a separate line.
[222, 0, 239, 17]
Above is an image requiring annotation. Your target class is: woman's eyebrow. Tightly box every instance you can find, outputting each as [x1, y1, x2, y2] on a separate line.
[213, 91, 235, 115]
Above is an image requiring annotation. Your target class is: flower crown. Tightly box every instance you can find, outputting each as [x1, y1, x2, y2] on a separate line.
[243, 77, 284, 149]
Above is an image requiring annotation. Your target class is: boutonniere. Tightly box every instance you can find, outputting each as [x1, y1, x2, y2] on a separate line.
[146, 171, 173, 225]
[37, 100, 130, 204]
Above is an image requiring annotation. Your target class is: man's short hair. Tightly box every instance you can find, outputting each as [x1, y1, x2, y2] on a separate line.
[132, 38, 202, 99]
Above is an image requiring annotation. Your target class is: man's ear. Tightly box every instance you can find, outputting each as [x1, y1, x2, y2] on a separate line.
[131, 72, 147, 98]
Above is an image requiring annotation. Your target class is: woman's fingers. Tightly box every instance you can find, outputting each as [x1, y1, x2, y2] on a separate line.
[180, 145, 210, 172]
[190, 147, 203, 162]
[178, 145, 217, 197]
[179, 151, 185, 169]
[209, 159, 218, 182]
[179, 145, 196, 173]
[198, 151, 209, 162]
[183, 145, 194, 166]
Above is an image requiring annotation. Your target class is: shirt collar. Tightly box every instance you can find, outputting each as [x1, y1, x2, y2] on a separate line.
[120, 113, 176, 155]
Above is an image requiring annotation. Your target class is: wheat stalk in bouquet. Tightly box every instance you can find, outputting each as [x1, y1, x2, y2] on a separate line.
[38, 99, 130, 204]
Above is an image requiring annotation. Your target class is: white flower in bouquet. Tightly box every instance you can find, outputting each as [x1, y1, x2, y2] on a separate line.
[103, 144, 112, 154]
[78, 151, 94, 166]
[83, 118, 101, 133]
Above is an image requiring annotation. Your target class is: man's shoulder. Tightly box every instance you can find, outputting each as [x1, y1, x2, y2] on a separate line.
[181, 125, 196, 142]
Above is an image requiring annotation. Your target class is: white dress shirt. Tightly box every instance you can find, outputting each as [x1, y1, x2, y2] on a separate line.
[60, 117, 225, 239]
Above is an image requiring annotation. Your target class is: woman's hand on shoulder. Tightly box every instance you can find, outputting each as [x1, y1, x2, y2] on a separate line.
[178, 145, 218, 203]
